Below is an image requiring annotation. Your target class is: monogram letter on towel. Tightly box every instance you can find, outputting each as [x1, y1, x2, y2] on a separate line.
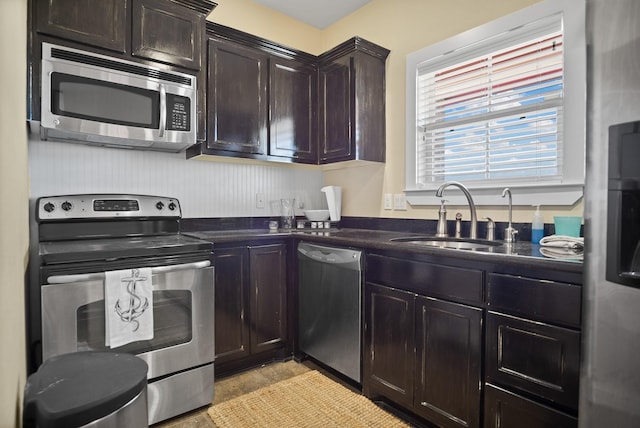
[105, 267, 154, 348]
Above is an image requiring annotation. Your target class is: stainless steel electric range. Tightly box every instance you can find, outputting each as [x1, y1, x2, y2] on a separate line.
[27, 194, 215, 425]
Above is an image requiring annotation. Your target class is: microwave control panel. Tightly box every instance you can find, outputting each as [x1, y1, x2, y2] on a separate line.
[166, 94, 191, 131]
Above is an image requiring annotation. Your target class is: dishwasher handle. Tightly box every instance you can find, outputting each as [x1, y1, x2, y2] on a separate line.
[298, 242, 362, 270]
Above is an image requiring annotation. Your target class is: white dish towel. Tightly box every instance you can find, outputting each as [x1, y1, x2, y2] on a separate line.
[539, 235, 584, 249]
[539, 235, 584, 260]
[104, 267, 154, 348]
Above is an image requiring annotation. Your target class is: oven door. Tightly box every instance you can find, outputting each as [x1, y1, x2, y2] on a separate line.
[41, 262, 214, 380]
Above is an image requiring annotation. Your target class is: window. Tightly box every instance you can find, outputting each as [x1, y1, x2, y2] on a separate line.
[405, 0, 585, 206]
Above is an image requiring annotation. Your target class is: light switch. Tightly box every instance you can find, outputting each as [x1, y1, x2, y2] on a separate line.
[383, 193, 393, 210]
[394, 194, 407, 210]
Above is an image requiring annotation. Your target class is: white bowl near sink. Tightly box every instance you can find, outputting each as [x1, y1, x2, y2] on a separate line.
[304, 210, 330, 221]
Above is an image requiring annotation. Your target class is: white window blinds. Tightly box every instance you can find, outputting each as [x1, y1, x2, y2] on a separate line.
[416, 26, 564, 186]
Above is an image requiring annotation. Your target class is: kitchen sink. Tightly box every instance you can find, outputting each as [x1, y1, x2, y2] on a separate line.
[390, 236, 502, 250]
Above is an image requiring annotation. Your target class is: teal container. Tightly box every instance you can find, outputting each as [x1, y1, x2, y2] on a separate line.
[553, 216, 582, 237]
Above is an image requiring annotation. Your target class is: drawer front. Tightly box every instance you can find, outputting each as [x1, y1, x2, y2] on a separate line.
[486, 312, 580, 411]
[484, 384, 577, 428]
[366, 254, 484, 305]
[487, 273, 582, 328]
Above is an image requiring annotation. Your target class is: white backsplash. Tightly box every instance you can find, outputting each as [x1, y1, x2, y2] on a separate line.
[28, 138, 325, 218]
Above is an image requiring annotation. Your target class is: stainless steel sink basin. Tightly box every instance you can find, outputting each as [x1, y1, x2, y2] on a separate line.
[390, 236, 502, 250]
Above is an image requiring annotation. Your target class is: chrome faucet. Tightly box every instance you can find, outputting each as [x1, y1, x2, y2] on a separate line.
[435, 181, 478, 239]
[501, 188, 518, 243]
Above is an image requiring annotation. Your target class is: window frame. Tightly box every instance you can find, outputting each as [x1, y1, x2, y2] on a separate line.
[404, 0, 585, 206]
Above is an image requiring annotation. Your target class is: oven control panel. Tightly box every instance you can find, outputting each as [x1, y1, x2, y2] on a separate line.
[37, 194, 181, 221]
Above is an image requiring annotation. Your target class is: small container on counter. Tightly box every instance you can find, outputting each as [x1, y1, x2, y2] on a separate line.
[532, 205, 544, 244]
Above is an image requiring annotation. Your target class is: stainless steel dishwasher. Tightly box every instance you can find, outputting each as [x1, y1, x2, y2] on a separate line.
[297, 242, 363, 383]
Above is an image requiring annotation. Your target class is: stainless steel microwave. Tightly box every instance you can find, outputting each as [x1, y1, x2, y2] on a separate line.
[39, 42, 197, 152]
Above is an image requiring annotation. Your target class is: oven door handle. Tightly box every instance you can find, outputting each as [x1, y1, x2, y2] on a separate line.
[46, 260, 211, 284]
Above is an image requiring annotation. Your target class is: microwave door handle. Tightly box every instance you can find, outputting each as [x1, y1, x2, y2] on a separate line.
[46, 260, 211, 284]
[159, 84, 167, 138]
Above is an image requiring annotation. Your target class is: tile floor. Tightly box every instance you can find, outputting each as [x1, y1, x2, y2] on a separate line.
[153, 360, 314, 427]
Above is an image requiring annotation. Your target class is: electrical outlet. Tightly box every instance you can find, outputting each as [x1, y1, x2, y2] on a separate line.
[256, 193, 265, 209]
[394, 194, 407, 210]
[383, 193, 393, 210]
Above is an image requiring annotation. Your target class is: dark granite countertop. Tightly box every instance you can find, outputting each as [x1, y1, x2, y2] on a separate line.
[184, 227, 583, 274]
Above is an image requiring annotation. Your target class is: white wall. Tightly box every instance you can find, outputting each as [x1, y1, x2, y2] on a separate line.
[28, 139, 326, 218]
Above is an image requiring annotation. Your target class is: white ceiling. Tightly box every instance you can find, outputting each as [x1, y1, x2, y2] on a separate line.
[252, 0, 372, 29]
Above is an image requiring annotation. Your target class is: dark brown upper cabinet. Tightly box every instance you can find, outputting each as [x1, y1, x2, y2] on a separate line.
[188, 23, 388, 165]
[268, 57, 318, 163]
[131, 0, 205, 70]
[318, 38, 389, 164]
[192, 24, 319, 163]
[35, 0, 129, 53]
[33, 0, 213, 70]
[206, 38, 269, 155]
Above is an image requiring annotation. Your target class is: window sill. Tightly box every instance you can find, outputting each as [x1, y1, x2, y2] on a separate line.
[405, 183, 583, 207]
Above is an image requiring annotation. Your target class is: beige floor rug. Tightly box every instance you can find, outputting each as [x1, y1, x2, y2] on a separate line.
[207, 370, 412, 427]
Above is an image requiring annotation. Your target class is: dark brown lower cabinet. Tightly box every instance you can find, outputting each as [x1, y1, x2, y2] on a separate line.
[248, 245, 287, 354]
[213, 243, 287, 373]
[364, 282, 482, 428]
[486, 272, 582, 424]
[484, 384, 578, 428]
[414, 296, 482, 428]
[363, 283, 415, 409]
[486, 312, 581, 410]
[214, 247, 250, 363]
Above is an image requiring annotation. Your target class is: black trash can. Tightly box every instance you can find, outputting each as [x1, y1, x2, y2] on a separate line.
[24, 352, 148, 428]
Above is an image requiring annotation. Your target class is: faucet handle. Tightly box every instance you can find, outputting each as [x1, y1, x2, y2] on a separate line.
[435, 200, 449, 237]
[504, 226, 518, 243]
[455, 213, 463, 238]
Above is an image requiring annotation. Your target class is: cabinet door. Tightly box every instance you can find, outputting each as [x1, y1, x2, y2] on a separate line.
[213, 248, 250, 363]
[35, 0, 128, 53]
[131, 0, 203, 70]
[486, 312, 581, 411]
[249, 244, 287, 353]
[363, 283, 415, 409]
[351, 50, 386, 163]
[319, 56, 353, 163]
[484, 384, 578, 428]
[207, 39, 268, 155]
[414, 296, 482, 428]
[269, 58, 318, 162]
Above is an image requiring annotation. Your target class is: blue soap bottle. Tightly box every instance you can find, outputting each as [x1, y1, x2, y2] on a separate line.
[531, 205, 544, 244]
